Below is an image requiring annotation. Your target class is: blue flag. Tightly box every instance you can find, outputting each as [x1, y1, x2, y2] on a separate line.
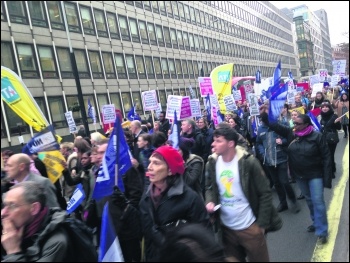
[255, 70, 261, 84]
[93, 116, 132, 199]
[217, 110, 225, 124]
[205, 94, 211, 122]
[22, 125, 59, 154]
[267, 60, 281, 99]
[168, 110, 180, 150]
[288, 71, 293, 80]
[127, 106, 141, 121]
[268, 83, 288, 123]
[66, 184, 85, 214]
[99, 202, 124, 262]
[251, 117, 258, 138]
[88, 99, 96, 124]
[307, 112, 321, 131]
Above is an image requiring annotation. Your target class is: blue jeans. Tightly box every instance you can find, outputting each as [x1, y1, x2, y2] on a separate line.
[296, 177, 328, 237]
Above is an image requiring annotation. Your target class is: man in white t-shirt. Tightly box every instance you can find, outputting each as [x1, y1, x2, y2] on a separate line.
[205, 123, 282, 262]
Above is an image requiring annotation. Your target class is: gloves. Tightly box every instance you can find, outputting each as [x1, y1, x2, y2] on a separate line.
[260, 112, 269, 125]
[111, 186, 129, 210]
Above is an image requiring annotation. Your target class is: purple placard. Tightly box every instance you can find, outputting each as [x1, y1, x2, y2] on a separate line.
[199, 77, 214, 97]
[180, 96, 192, 119]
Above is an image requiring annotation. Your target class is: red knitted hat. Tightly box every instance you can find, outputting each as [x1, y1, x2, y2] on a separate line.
[153, 145, 185, 175]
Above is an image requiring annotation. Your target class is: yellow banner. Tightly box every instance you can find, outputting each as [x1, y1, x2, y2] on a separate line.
[289, 106, 305, 114]
[1, 66, 49, 131]
[38, 150, 65, 184]
[210, 63, 234, 113]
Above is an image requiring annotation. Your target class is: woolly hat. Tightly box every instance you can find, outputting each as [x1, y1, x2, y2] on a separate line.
[153, 145, 185, 175]
[179, 137, 195, 153]
[323, 81, 329, 87]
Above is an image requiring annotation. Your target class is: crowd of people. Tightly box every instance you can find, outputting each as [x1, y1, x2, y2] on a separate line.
[1, 79, 348, 262]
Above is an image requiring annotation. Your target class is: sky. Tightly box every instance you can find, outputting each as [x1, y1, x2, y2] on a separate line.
[269, 1, 349, 46]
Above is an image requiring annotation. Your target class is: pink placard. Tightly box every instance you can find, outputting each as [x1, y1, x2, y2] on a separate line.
[180, 96, 192, 119]
[199, 77, 214, 97]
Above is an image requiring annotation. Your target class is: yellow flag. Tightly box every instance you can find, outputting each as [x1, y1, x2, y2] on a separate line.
[1, 66, 49, 131]
[38, 150, 65, 183]
[289, 106, 305, 114]
[210, 63, 234, 113]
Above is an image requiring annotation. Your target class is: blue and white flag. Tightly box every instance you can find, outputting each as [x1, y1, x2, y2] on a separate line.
[66, 184, 85, 214]
[22, 125, 59, 154]
[307, 112, 321, 131]
[251, 117, 258, 138]
[267, 60, 281, 99]
[255, 70, 261, 84]
[93, 116, 132, 199]
[88, 99, 96, 124]
[168, 110, 180, 150]
[268, 83, 288, 123]
[205, 93, 211, 122]
[99, 202, 124, 262]
[288, 71, 293, 80]
[127, 106, 141, 121]
[188, 85, 196, 99]
[217, 110, 225, 124]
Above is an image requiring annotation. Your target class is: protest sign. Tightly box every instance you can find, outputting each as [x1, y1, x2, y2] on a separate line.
[166, 95, 192, 120]
[198, 77, 214, 97]
[190, 99, 201, 117]
[64, 111, 77, 133]
[223, 95, 237, 112]
[142, 90, 158, 110]
[102, 104, 116, 124]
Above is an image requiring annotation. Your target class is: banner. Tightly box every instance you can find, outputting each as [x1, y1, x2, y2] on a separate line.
[198, 77, 214, 97]
[65, 111, 77, 133]
[142, 90, 158, 111]
[67, 184, 86, 214]
[1, 66, 49, 131]
[166, 95, 192, 120]
[37, 150, 66, 183]
[332, 60, 347, 76]
[210, 63, 234, 112]
[223, 95, 237, 112]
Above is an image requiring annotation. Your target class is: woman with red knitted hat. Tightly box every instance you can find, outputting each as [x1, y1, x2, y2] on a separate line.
[139, 145, 210, 262]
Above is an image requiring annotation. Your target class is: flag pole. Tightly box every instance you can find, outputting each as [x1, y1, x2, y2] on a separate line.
[115, 116, 119, 187]
[151, 110, 155, 127]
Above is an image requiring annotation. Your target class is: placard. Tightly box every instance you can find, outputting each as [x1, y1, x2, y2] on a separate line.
[331, 75, 340, 87]
[311, 83, 324, 98]
[233, 90, 242, 101]
[243, 80, 254, 94]
[166, 95, 192, 120]
[142, 90, 159, 110]
[247, 93, 259, 116]
[223, 95, 237, 112]
[332, 60, 346, 76]
[199, 77, 214, 97]
[319, 69, 328, 82]
[64, 111, 77, 133]
[102, 104, 116, 124]
[309, 75, 320, 88]
[190, 99, 201, 117]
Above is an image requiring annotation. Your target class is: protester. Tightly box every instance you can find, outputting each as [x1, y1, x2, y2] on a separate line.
[180, 119, 206, 157]
[260, 111, 332, 244]
[334, 93, 349, 138]
[158, 111, 171, 136]
[205, 123, 282, 262]
[139, 145, 209, 262]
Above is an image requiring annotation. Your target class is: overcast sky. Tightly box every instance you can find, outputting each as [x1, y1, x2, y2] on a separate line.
[269, 1, 349, 46]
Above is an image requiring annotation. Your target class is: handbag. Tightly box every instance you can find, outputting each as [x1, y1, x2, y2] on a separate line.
[325, 131, 339, 144]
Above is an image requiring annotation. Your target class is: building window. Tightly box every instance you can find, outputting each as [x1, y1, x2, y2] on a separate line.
[170, 28, 178, 49]
[47, 1, 64, 30]
[88, 51, 103, 78]
[183, 32, 190, 50]
[189, 6, 196, 25]
[187, 60, 194, 77]
[182, 60, 189, 78]
[7, 1, 28, 24]
[199, 35, 205, 52]
[1, 42, 16, 73]
[66, 96, 82, 124]
[110, 93, 122, 113]
[153, 57, 162, 79]
[168, 58, 176, 78]
[118, 15, 130, 41]
[147, 22, 157, 45]
[132, 91, 143, 112]
[4, 104, 30, 136]
[144, 56, 154, 79]
[94, 9, 108, 37]
[28, 1, 47, 27]
[56, 48, 73, 78]
[158, 90, 166, 108]
[163, 27, 171, 48]
[74, 49, 90, 78]
[114, 53, 127, 79]
[193, 60, 199, 77]
[107, 12, 120, 39]
[48, 96, 66, 129]
[151, 1, 159, 14]
[129, 18, 140, 42]
[189, 33, 195, 51]
[161, 58, 169, 79]
[102, 52, 116, 78]
[155, 25, 164, 47]
[175, 59, 182, 78]
[64, 2, 80, 33]
[1, 1, 6, 22]
[122, 92, 132, 113]
[204, 37, 209, 53]
[135, 1, 143, 8]
[165, 1, 172, 18]
[80, 6, 95, 35]
[178, 2, 185, 22]
[172, 2, 179, 20]
[159, 1, 166, 16]
[135, 55, 146, 79]
[37, 46, 57, 78]
[138, 20, 149, 44]
[125, 55, 137, 79]
[177, 30, 184, 50]
[16, 43, 38, 78]
[143, 1, 152, 11]
[184, 4, 190, 22]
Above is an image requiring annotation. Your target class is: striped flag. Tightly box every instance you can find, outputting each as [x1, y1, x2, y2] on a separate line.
[307, 112, 321, 131]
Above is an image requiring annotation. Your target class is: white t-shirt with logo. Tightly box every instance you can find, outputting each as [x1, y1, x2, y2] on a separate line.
[216, 155, 256, 230]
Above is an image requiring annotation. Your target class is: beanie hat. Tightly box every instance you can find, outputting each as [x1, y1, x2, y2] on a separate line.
[153, 145, 185, 175]
[179, 137, 195, 153]
[323, 82, 329, 87]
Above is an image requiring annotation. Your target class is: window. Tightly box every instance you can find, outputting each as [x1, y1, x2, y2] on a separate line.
[194, 34, 199, 50]
[48, 97, 66, 128]
[155, 25, 164, 47]
[147, 22, 156, 45]
[107, 12, 120, 39]
[184, 4, 190, 22]
[122, 92, 132, 113]
[4, 104, 30, 136]
[163, 27, 171, 48]
[135, 55, 146, 79]
[189, 6, 196, 24]
[143, 1, 152, 11]
[132, 91, 143, 112]
[102, 52, 116, 78]
[144, 56, 154, 79]
[7, 1, 28, 24]
[47, 2, 64, 29]
[193, 60, 199, 76]
[128, 18, 140, 42]
[178, 2, 185, 21]
[118, 15, 130, 41]
[38, 46, 57, 78]
[161, 58, 169, 79]
[177, 30, 184, 49]
[88, 51, 103, 78]
[135, 1, 143, 8]
[203, 61, 208, 76]
[187, 60, 194, 77]
[158, 90, 166, 108]
[56, 48, 73, 78]
[183, 32, 190, 50]
[153, 57, 162, 79]
[138, 20, 148, 44]
[80, 6, 95, 35]
[172, 2, 179, 20]
[114, 53, 127, 79]
[199, 35, 204, 52]
[175, 59, 182, 78]
[195, 8, 201, 25]
[170, 28, 178, 49]
[63, 2, 80, 33]
[110, 93, 122, 113]
[66, 96, 82, 124]
[168, 58, 176, 78]
[151, 1, 159, 14]
[1, 42, 16, 73]
[28, 1, 47, 27]
[204, 37, 209, 53]
[182, 60, 189, 78]
[74, 49, 90, 78]
[16, 43, 38, 78]
[189, 33, 195, 51]
[159, 1, 166, 16]
[125, 54, 137, 79]
[94, 9, 108, 37]
[165, 1, 172, 18]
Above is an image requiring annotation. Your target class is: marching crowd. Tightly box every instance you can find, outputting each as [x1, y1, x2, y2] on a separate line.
[1, 80, 349, 262]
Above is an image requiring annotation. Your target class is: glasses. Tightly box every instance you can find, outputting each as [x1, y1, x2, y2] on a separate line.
[2, 202, 27, 211]
[293, 122, 304, 126]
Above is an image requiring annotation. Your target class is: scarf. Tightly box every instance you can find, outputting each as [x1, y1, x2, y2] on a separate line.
[24, 206, 49, 239]
[150, 182, 169, 209]
[294, 125, 314, 137]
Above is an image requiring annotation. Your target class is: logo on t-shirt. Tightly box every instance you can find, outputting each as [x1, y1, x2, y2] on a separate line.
[220, 170, 234, 198]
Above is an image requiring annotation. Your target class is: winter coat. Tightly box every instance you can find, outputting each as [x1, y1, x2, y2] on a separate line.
[268, 123, 332, 188]
[184, 154, 204, 199]
[205, 146, 282, 235]
[320, 109, 341, 135]
[139, 176, 209, 262]
[199, 127, 214, 163]
[181, 129, 206, 158]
